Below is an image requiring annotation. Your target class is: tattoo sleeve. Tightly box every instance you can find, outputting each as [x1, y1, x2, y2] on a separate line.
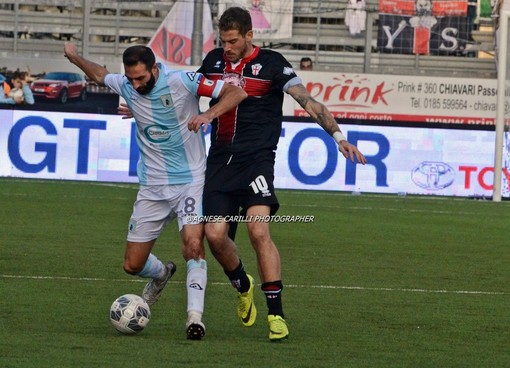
[290, 84, 339, 136]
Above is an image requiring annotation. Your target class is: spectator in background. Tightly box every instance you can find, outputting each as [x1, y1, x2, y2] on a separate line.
[0, 70, 34, 105]
[24, 65, 33, 83]
[0, 73, 11, 99]
[467, 0, 478, 41]
[465, 0, 479, 57]
[299, 57, 313, 70]
[492, 0, 503, 66]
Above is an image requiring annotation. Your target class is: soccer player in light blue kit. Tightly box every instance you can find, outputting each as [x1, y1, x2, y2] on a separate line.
[64, 42, 247, 339]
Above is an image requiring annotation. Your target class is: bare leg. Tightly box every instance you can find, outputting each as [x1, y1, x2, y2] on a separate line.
[123, 240, 156, 274]
[205, 220, 241, 272]
[245, 205, 281, 283]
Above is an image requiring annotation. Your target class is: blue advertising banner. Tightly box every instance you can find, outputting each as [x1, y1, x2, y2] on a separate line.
[1, 110, 509, 197]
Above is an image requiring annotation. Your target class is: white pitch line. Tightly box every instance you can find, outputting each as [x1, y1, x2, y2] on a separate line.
[1, 274, 506, 296]
[299, 284, 506, 295]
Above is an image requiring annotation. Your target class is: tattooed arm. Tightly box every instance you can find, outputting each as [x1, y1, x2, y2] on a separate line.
[287, 83, 340, 136]
[287, 83, 366, 164]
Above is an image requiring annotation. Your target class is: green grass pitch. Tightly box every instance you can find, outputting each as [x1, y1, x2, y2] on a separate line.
[1, 178, 509, 367]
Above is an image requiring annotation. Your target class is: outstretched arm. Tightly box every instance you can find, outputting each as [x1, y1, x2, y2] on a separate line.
[120, 78, 247, 128]
[20, 76, 34, 105]
[64, 42, 108, 86]
[188, 83, 248, 132]
[287, 83, 367, 164]
[21, 84, 34, 105]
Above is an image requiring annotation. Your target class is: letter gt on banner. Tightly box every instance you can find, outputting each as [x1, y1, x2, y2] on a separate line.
[218, 0, 294, 39]
[148, 0, 215, 65]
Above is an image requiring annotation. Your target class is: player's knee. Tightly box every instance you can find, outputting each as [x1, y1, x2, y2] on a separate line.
[247, 225, 270, 245]
[183, 238, 205, 260]
[186, 235, 203, 249]
[123, 260, 142, 275]
[249, 230, 275, 250]
[205, 225, 225, 246]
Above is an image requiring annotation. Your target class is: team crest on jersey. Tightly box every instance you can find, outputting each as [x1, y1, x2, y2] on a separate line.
[283, 66, 294, 75]
[222, 72, 245, 88]
[161, 94, 173, 108]
[251, 63, 262, 76]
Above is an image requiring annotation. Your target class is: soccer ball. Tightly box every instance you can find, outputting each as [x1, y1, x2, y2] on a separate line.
[109, 294, 151, 335]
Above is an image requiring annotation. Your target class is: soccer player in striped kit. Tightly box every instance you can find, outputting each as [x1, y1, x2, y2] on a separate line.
[64, 42, 247, 340]
[189, 7, 366, 341]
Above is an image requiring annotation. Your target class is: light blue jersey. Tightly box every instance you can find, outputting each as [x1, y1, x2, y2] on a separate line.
[105, 63, 224, 185]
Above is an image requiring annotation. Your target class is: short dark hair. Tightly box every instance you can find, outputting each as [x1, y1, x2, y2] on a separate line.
[218, 7, 252, 36]
[11, 71, 26, 81]
[122, 46, 156, 70]
[299, 57, 313, 70]
[300, 57, 312, 64]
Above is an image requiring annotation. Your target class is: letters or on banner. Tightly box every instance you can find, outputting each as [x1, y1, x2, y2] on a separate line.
[288, 71, 499, 124]
[218, 0, 294, 39]
[148, 0, 214, 65]
[378, 0, 468, 54]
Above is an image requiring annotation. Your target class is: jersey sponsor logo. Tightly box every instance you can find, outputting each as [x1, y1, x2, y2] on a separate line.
[214, 60, 222, 68]
[160, 94, 173, 108]
[144, 124, 172, 143]
[251, 63, 263, 76]
[283, 66, 294, 75]
[222, 72, 245, 88]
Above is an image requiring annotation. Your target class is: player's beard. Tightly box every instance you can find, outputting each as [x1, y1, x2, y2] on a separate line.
[226, 43, 250, 63]
[136, 72, 156, 95]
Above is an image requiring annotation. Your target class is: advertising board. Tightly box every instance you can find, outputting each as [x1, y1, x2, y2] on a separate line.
[1, 110, 508, 197]
[289, 72, 501, 125]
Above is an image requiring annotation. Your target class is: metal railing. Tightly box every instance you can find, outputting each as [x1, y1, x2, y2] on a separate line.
[0, 0, 497, 79]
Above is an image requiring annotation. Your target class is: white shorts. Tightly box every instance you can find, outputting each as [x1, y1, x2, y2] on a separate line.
[127, 182, 203, 242]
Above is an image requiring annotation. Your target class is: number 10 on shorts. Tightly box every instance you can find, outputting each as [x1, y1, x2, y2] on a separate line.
[249, 175, 270, 196]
